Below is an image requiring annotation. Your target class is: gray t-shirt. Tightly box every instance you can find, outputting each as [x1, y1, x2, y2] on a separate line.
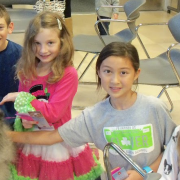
[58, 93, 176, 170]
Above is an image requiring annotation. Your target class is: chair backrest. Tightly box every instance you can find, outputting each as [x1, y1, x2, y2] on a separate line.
[124, 0, 146, 34]
[0, 0, 37, 6]
[168, 13, 180, 43]
[166, 13, 180, 84]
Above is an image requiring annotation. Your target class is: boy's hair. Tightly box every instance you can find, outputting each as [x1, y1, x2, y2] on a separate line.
[96, 42, 140, 90]
[16, 11, 74, 84]
[0, 4, 11, 26]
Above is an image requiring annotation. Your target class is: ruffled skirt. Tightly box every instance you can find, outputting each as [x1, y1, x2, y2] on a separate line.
[10, 142, 103, 180]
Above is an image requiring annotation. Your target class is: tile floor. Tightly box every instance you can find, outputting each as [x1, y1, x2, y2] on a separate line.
[8, 10, 180, 178]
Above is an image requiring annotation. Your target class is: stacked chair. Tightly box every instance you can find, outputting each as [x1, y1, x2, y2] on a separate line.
[73, 0, 146, 81]
[138, 13, 180, 112]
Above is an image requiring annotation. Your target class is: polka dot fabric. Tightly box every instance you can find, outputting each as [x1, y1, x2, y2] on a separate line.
[14, 92, 36, 132]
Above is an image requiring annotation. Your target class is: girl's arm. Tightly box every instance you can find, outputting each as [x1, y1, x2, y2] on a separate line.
[149, 152, 163, 172]
[113, 13, 119, 19]
[7, 129, 63, 145]
[0, 92, 20, 105]
[125, 153, 163, 180]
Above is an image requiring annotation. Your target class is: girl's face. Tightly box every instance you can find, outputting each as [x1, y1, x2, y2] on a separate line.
[34, 28, 61, 66]
[98, 56, 140, 102]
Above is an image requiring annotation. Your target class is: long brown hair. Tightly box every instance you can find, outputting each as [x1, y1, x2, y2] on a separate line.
[16, 11, 74, 84]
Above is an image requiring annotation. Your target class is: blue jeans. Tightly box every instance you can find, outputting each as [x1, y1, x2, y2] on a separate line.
[97, 16, 111, 35]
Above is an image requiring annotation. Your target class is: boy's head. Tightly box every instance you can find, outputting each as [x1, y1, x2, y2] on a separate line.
[0, 4, 14, 51]
[0, 4, 11, 26]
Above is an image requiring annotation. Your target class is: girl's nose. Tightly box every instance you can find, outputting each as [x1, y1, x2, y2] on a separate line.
[111, 73, 120, 84]
[39, 45, 48, 54]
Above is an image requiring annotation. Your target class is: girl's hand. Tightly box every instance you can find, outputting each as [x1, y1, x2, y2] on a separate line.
[0, 92, 20, 105]
[125, 170, 143, 180]
[22, 119, 38, 129]
[113, 13, 119, 19]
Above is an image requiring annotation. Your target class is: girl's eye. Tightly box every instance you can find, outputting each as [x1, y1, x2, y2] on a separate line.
[48, 42, 53, 45]
[35, 42, 40, 45]
[104, 70, 111, 73]
[121, 71, 127, 75]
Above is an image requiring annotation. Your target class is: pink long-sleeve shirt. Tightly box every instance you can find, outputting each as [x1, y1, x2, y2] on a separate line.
[19, 66, 78, 129]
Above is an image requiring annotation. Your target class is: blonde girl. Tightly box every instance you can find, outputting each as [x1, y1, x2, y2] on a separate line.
[0, 11, 102, 180]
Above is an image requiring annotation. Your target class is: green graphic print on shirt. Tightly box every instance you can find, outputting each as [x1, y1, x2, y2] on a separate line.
[103, 124, 154, 156]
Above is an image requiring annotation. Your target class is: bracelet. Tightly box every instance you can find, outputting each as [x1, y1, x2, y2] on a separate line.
[143, 166, 153, 173]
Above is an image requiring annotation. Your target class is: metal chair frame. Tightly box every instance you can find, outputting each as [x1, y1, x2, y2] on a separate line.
[74, 0, 146, 81]
[77, 5, 125, 81]
[136, 22, 168, 59]
[136, 22, 180, 112]
[103, 142, 162, 180]
[77, 17, 135, 81]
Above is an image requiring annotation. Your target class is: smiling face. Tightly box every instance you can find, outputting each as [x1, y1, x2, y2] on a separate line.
[98, 55, 140, 107]
[0, 17, 13, 51]
[34, 28, 61, 67]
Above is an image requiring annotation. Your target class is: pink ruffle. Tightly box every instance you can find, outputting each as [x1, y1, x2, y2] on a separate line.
[72, 145, 98, 176]
[15, 145, 97, 180]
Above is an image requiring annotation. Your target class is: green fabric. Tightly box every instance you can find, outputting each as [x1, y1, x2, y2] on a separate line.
[13, 92, 36, 132]
[9, 165, 38, 180]
[74, 154, 104, 180]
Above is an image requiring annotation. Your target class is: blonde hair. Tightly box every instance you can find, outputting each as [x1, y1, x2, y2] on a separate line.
[0, 4, 11, 26]
[16, 11, 74, 84]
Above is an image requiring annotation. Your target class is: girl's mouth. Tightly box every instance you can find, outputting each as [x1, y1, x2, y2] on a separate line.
[110, 87, 122, 92]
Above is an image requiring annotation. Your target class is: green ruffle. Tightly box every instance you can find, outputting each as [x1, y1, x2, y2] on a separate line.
[9, 155, 104, 180]
[14, 92, 36, 132]
[9, 164, 38, 180]
[74, 154, 104, 180]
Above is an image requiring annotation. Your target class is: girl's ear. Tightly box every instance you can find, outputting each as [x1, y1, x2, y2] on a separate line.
[134, 68, 141, 81]
[8, 22, 14, 34]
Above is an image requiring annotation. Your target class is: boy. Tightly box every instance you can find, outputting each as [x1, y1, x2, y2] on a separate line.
[0, 4, 22, 128]
[96, 0, 119, 35]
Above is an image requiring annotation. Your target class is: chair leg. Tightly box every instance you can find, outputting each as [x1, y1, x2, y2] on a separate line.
[137, 34, 150, 59]
[157, 85, 173, 112]
[77, 52, 89, 70]
[78, 53, 99, 81]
